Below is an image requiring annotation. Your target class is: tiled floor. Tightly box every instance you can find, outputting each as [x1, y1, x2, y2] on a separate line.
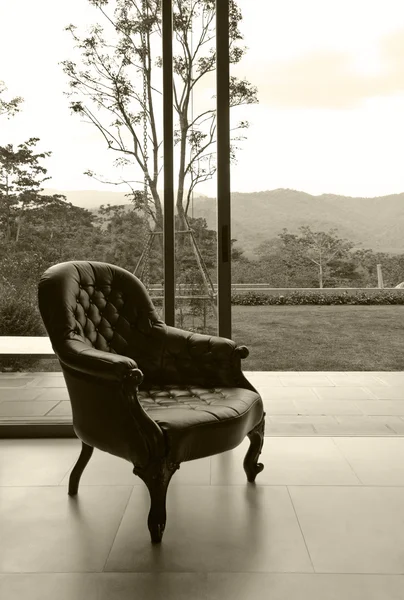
[2, 371, 404, 435]
[2, 435, 404, 598]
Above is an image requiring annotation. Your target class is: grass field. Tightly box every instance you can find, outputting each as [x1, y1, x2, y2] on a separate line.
[1, 305, 403, 373]
[232, 305, 404, 371]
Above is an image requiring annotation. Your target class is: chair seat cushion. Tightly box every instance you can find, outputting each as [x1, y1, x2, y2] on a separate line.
[137, 385, 264, 462]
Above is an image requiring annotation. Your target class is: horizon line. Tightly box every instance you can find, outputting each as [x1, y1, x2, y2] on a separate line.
[41, 187, 404, 201]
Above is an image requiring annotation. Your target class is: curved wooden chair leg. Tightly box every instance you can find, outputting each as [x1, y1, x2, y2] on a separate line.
[243, 413, 265, 482]
[68, 442, 94, 496]
[134, 459, 180, 543]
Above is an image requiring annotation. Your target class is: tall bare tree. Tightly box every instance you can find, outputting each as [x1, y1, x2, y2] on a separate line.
[62, 0, 258, 232]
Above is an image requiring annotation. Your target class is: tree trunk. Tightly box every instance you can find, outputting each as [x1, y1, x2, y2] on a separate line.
[15, 214, 22, 242]
[319, 263, 323, 288]
[149, 183, 164, 283]
[176, 117, 189, 240]
[150, 184, 163, 232]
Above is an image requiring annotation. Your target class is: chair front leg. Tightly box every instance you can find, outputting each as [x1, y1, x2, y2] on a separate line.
[243, 413, 265, 482]
[134, 459, 180, 543]
[68, 441, 94, 496]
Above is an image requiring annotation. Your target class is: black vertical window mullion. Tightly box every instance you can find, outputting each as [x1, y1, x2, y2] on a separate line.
[216, 0, 232, 338]
[162, 0, 175, 325]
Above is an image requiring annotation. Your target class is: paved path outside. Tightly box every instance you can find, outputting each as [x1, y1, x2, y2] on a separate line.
[1, 370, 404, 435]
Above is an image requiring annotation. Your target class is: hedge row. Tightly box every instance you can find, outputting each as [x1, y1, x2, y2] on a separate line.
[231, 291, 404, 306]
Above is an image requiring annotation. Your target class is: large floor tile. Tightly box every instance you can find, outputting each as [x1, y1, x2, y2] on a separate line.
[315, 417, 393, 435]
[265, 421, 316, 435]
[0, 389, 42, 401]
[0, 573, 208, 600]
[279, 377, 334, 387]
[262, 399, 301, 414]
[354, 401, 404, 416]
[0, 485, 132, 572]
[0, 377, 37, 388]
[289, 486, 404, 573]
[245, 371, 297, 378]
[0, 439, 79, 486]
[2, 573, 404, 600]
[333, 437, 404, 485]
[261, 388, 318, 400]
[365, 387, 404, 400]
[46, 401, 72, 417]
[327, 374, 386, 387]
[59, 448, 211, 487]
[270, 415, 338, 424]
[372, 373, 404, 386]
[105, 485, 313, 573]
[374, 416, 404, 434]
[211, 437, 361, 486]
[313, 387, 377, 400]
[32, 377, 67, 388]
[206, 573, 404, 600]
[0, 401, 58, 417]
[37, 388, 70, 401]
[294, 400, 363, 415]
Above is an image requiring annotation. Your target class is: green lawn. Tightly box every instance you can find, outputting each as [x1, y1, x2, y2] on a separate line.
[1, 305, 403, 373]
[232, 305, 404, 371]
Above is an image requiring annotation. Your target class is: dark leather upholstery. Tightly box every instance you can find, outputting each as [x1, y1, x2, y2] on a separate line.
[38, 261, 265, 542]
[138, 385, 263, 463]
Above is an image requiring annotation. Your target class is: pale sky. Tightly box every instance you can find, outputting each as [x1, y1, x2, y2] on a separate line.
[1, 0, 404, 197]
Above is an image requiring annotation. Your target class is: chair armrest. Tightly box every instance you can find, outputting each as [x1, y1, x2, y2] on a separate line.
[55, 339, 144, 383]
[161, 326, 251, 388]
[56, 341, 165, 465]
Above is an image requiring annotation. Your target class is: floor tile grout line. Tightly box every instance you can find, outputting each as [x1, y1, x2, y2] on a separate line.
[101, 485, 135, 572]
[286, 486, 316, 574]
[43, 401, 63, 416]
[329, 437, 365, 485]
[3, 570, 404, 575]
[360, 386, 381, 401]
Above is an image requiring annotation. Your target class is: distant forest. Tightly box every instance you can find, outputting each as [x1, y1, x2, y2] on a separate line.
[1, 189, 404, 336]
[51, 187, 404, 256]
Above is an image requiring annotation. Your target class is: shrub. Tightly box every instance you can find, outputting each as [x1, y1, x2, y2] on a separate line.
[231, 290, 404, 306]
[0, 293, 45, 336]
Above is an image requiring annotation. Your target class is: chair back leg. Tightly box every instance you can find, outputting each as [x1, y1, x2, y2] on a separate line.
[68, 442, 94, 496]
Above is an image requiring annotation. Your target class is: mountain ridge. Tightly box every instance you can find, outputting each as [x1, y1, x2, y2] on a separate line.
[43, 187, 404, 256]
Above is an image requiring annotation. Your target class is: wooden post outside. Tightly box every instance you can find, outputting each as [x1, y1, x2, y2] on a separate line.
[377, 264, 384, 289]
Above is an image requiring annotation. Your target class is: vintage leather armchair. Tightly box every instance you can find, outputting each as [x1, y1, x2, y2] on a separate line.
[38, 261, 265, 543]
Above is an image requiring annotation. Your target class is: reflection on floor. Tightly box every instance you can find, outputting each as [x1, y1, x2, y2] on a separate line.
[1, 435, 404, 599]
[1, 370, 404, 435]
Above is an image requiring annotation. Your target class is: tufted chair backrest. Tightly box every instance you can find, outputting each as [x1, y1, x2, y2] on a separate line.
[38, 261, 166, 378]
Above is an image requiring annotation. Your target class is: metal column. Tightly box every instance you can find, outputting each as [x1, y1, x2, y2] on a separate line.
[216, 0, 232, 338]
[162, 0, 175, 325]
